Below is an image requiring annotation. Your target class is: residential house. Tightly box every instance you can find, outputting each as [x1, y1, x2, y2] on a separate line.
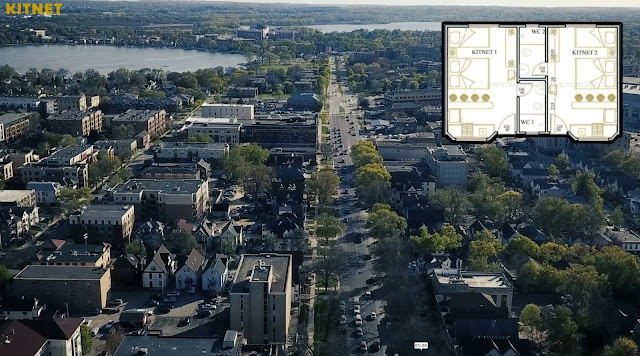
[215, 220, 244, 251]
[519, 167, 549, 186]
[272, 165, 306, 207]
[119, 309, 151, 330]
[202, 254, 229, 293]
[517, 224, 547, 244]
[606, 228, 640, 253]
[459, 339, 536, 356]
[0, 318, 84, 356]
[93, 139, 137, 157]
[26, 182, 63, 205]
[175, 248, 206, 292]
[265, 207, 305, 238]
[142, 245, 177, 289]
[134, 220, 165, 249]
[112, 254, 146, 286]
[0, 298, 45, 320]
[0, 206, 40, 245]
[496, 223, 518, 244]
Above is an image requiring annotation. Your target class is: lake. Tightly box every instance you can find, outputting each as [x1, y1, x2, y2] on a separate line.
[307, 21, 441, 33]
[0, 45, 247, 74]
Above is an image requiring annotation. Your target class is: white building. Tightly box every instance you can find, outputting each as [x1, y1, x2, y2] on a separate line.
[155, 142, 229, 161]
[175, 248, 205, 292]
[202, 254, 229, 293]
[0, 318, 83, 356]
[26, 181, 63, 205]
[185, 117, 242, 145]
[201, 103, 254, 121]
[142, 245, 177, 289]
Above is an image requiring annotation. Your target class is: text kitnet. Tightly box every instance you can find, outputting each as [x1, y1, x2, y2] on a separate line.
[6, 3, 62, 15]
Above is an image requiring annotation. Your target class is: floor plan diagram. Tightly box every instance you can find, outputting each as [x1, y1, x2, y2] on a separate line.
[443, 22, 622, 142]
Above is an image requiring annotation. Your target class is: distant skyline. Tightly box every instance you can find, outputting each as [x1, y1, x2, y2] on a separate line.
[206, 0, 639, 6]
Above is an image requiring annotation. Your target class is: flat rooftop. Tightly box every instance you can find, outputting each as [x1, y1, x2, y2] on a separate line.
[434, 269, 512, 289]
[0, 190, 32, 202]
[14, 266, 107, 280]
[160, 142, 228, 149]
[36, 243, 110, 264]
[251, 265, 271, 282]
[47, 110, 98, 121]
[232, 254, 290, 294]
[112, 109, 162, 122]
[187, 117, 239, 125]
[45, 145, 92, 162]
[202, 103, 253, 108]
[74, 204, 133, 219]
[0, 112, 32, 124]
[114, 179, 204, 195]
[113, 334, 239, 356]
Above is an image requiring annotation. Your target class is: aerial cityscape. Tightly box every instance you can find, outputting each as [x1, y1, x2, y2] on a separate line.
[1, 1, 640, 356]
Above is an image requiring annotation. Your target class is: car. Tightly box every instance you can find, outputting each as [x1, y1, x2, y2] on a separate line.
[91, 309, 102, 316]
[365, 291, 372, 298]
[164, 296, 176, 303]
[370, 312, 377, 320]
[197, 309, 213, 317]
[369, 341, 381, 352]
[111, 298, 124, 305]
[83, 319, 92, 327]
[355, 327, 364, 337]
[340, 315, 347, 325]
[355, 314, 363, 326]
[102, 307, 119, 314]
[360, 341, 368, 352]
[339, 301, 346, 311]
[167, 290, 181, 297]
[104, 320, 115, 331]
[145, 300, 160, 307]
[353, 305, 360, 315]
[90, 327, 100, 337]
[351, 133, 356, 136]
[200, 303, 216, 311]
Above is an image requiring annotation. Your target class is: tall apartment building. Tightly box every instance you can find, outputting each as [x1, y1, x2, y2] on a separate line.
[68, 204, 135, 246]
[406, 44, 441, 60]
[186, 117, 242, 144]
[111, 109, 167, 137]
[201, 103, 254, 121]
[0, 112, 32, 142]
[111, 179, 209, 223]
[11, 266, 111, 310]
[0, 149, 37, 180]
[230, 253, 292, 345]
[155, 142, 229, 162]
[426, 144, 469, 187]
[241, 115, 318, 148]
[51, 94, 99, 113]
[21, 145, 97, 187]
[0, 190, 36, 209]
[46, 109, 104, 136]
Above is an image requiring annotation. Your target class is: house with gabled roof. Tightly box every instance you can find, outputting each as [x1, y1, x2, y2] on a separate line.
[215, 220, 244, 247]
[517, 224, 547, 244]
[202, 254, 229, 293]
[496, 223, 518, 244]
[175, 248, 205, 292]
[142, 245, 177, 289]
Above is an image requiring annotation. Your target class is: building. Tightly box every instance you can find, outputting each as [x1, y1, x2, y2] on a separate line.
[113, 334, 241, 356]
[0, 149, 37, 179]
[230, 253, 292, 345]
[272, 165, 305, 207]
[286, 93, 321, 112]
[185, 117, 242, 145]
[112, 253, 146, 286]
[0, 159, 12, 181]
[432, 267, 513, 314]
[11, 266, 111, 310]
[111, 109, 167, 137]
[111, 179, 209, 222]
[92, 139, 137, 157]
[426, 145, 469, 187]
[237, 26, 269, 40]
[270, 29, 296, 40]
[202, 254, 229, 293]
[142, 245, 177, 289]
[51, 94, 98, 113]
[26, 182, 63, 205]
[68, 205, 135, 246]
[155, 142, 229, 162]
[414, 60, 442, 74]
[407, 44, 441, 60]
[0, 112, 32, 142]
[31, 241, 112, 268]
[0, 298, 45, 320]
[175, 248, 205, 292]
[201, 103, 254, 121]
[108, 94, 182, 113]
[0, 190, 36, 208]
[140, 161, 210, 180]
[606, 228, 640, 253]
[623, 81, 640, 129]
[227, 87, 258, 98]
[376, 140, 431, 161]
[0, 318, 84, 356]
[384, 90, 441, 106]
[45, 110, 103, 136]
[0, 95, 42, 113]
[268, 147, 317, 167]
[624, 59, 639, 78]
[241, 115, 318, 148]
[21, 145, 97, 187]
[528, 132, 632, 153]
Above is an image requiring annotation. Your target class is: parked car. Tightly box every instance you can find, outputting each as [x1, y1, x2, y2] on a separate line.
[353, 305, 360, 315]
[104, 320, 115, 331]
[340, 315, 347, 325]
[83, 319, 92, 327]
[355, 327, 364, 337]
[164, 296, 176, 303]
[145, 300, 160, 307]
[90, 328, 99, 337]
[339, 301, 346, 311]
[355, 314, 363, 326]
[370, 312, 377, 320]
[360, 341, 367, 352]
[365, 291, 372, 298]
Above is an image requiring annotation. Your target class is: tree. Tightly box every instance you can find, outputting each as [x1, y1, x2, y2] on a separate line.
[125, 240, 146, 255]
[308, 169, 340, 206]
[520, 304, 544, 348]
[548, 164, 559, 178]
[358, 97, 370, 109]
[187, 134, 213, 143]
[290, 228, 310, 252]
[105, 328, 124, 355]
[538, 242, 569, 263]
[585, 246, 640, 298]
[224, 143, 269, 179]
[481, 145, 509, 178]
[59, 187, 93, 212]
[468, 230, 503, 272]
[0, 265, 12, 290]
[497, 190, 522, 222]
[501, 234, 540, 267]
[316, 214, 344, 244]
[610, 206, 624, 228]
[411, 225, 462, 255]
[112, 124, 135, 139]
[555, 153, 570, 171]
[80, 324, 92, 355]
[571, 170, 602, 202]
[238, 165, 272, 199]
[37, 141, 51, 156]
[559, 264, 609, 327]
[534, 197, 571, 239]
[355, 163, 391, 205]
[430, 189, 469, 226]
[166, 230, 204, 255]
[319, 142, 334, 161]
[545, 306, 580, 356]
[366, 204, 407, 240]
[603, 337, 639, 356]
[312, 244, 349, 291]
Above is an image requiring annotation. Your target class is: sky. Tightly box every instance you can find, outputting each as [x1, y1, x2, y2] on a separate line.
[206, 0, 639, 6]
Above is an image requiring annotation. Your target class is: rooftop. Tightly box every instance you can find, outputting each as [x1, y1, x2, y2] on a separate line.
[201, 103, 253, 108]
[159, 142, 229, 149]
[72, 204, 134, 219]
[114, 179, 204, 195]
[251, 264, 272, 282]
[0, 190, 33, 203]
[45, 145, 93, 162]
[113, 334, 239, 356]
[47, 110, 100, 121]
[14, 265, 108, 280]
[434, 269, 512, 290]
[0, 112, 32, 125]
[112, 109, 162, 122]
[232, 253, 291, 294]
[0, 318, 83, 356]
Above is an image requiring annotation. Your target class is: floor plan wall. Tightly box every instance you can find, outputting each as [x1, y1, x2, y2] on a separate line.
[443, 22, 622, 142]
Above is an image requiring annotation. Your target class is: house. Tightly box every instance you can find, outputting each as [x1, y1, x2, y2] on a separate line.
[202, 254, 229, 293]
[0, 298, 45, 320]
[517, 224, 547, 244]
[465, 219, 488, 242]
[192, 217, 216, 248]
[112, 254, 146, 286]
[142, 245, 177, 289]
[0, 318, 84, 356]
[215, 220, 244, 250]
[272, 165, 306, 207]
[459, 339, 536, 356]
[0, 206, 39, 245]
[265, 208, 305, 238]
[606, 228, 640, 253]
[26, 182, 62, 205]
[135, 220, 165, 249]
[175, 248, 205, 292]
[433, 267, 513, 313]
[519, 167, 549, 186]
[496, 223, 518, 244]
